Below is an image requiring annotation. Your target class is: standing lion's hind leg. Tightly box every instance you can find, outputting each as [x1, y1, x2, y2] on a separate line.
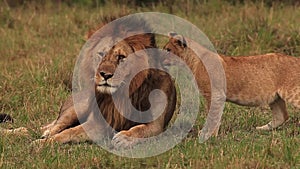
[256, 97, 289, 130]
[280, 88, 300, 109]
[278, 87, 300, 128]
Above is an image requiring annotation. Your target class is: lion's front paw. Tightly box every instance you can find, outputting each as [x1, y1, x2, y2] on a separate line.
[41, 129, 51, 138]
[1, 127, 29, 135]
[31, 137, 54, 146]
[111, 131, 142, 149]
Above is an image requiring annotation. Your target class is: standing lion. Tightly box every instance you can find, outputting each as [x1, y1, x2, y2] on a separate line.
[163, 32, 300, 140]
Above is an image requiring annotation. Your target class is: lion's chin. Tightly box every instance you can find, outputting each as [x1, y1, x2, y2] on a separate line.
[96, 86, 118, 94]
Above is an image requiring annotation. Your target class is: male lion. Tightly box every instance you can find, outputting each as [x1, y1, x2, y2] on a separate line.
[163, 32, 300, 136]
[37, 18, 177, 148]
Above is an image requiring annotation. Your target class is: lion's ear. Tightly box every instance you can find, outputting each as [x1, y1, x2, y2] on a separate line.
[168, 32, 187, 48]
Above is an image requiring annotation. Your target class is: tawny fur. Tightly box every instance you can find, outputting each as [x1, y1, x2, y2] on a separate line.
[164, 33, 300, 133]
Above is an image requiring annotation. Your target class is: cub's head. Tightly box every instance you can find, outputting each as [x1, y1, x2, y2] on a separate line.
[94, 37, 151, 95]
[163, 32, 187, 55]
[162, 32, 187, 68]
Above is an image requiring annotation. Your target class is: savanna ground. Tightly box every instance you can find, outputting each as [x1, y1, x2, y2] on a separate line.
[0, 0, 299, 168]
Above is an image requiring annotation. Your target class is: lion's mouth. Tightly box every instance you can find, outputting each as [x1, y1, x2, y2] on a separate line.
[98, 83, 118, 88]
[97, 81, 118, 90]
[99, 83, 111, 87]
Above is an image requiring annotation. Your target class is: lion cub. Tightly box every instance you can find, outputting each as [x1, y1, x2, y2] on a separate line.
[163, 32, 300, 133]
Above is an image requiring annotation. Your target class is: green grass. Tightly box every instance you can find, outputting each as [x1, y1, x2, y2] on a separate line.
[0, 1, 299, 168]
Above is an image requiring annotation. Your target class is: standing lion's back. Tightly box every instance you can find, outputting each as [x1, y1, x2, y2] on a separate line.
[223, 53, 300, 106]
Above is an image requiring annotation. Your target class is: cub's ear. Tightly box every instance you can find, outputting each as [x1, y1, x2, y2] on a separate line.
[168, 32, 187, 48]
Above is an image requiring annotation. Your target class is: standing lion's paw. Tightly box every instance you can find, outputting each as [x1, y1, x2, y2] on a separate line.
[111, 131, 141, 149]
[256, 122, 273, 130]
[198, 130, 209, 143]
[256, 125, 272, 130]
[198, 129, 217, 143]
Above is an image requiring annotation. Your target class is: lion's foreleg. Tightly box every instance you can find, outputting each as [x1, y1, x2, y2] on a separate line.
[41, 107, 79, 138]
[199, 91, 226, 143]
[35, 111, 109, 144]
[41, 93, 91, 138]
[33, 124, 89, 144]
[48, 124, 90, 143]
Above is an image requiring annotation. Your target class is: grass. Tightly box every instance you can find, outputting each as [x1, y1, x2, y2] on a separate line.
[0, 0, 299, 168]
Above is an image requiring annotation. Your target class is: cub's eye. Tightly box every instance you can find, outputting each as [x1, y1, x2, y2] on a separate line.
[116, 54, 126, 62]
[166, 48, 171, 53]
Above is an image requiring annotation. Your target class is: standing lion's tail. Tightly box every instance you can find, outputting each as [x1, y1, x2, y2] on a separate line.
[0, 113, 13, 123]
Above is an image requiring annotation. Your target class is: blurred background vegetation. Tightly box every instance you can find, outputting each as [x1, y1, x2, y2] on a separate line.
[4, 0, 300, 8]
[2, 0, 299, 56]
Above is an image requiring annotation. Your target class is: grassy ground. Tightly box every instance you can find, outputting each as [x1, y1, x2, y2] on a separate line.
[0, 1, 299, 168]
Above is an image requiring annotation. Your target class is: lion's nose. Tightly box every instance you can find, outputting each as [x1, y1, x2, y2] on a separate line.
[100, 71, 113, 80]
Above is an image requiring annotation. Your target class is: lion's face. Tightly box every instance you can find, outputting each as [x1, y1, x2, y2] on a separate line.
[94, 40, 149, 94]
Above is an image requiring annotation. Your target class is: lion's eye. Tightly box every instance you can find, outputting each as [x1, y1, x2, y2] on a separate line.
[116, 54, 126, 62]
[166, 48, 171, 53]
[97, 52, 105, 58]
